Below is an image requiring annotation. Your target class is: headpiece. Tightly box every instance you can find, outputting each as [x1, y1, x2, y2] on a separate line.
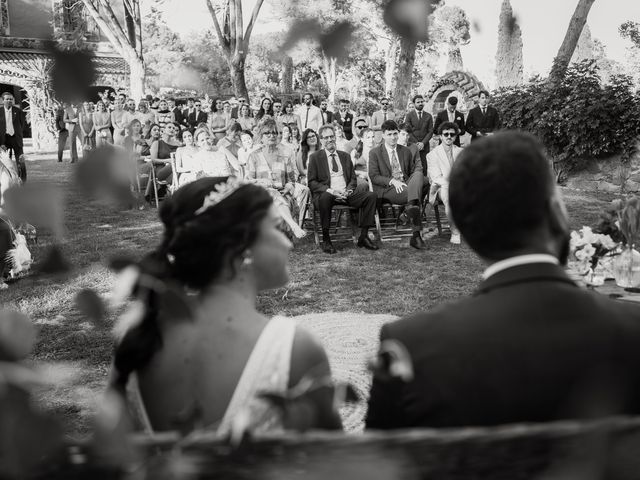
[195, 177, 248, 215]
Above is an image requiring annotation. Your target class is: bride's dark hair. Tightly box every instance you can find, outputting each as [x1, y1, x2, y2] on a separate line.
[111, 177, 274, 393]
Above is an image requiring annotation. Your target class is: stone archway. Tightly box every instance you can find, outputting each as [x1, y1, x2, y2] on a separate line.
[425, 71, 486, 116]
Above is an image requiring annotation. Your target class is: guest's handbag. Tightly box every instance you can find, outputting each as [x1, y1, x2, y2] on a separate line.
[83, 137, 93, 152]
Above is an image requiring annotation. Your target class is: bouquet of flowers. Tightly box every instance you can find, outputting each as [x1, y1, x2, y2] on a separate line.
[569, 226, 617, 276]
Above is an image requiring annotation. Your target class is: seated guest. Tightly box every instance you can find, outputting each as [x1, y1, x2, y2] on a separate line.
[146, 122, 181, 197]
[154, 99, 174, 131]
[246, 118, 308, 238]
[280, 123, 296, 153]
[174, 129, 200, 187]
[216, 122, 242, 160]
[135, 100, 155, 137]
[350, 127, 375, 187]
[123, 119, 149, 190]
[255, 97, 274, 123]
[307, 124, 378, 254]
[297, 128, 319, 184]
[433, 96, 465, 147]
[397, 122, 422, 168]
[186, 99, 208, 134]
[236, 104, 256, 132]
[193, 127, 240, 178]
[290, 124, 302, 152]
[238, 130, 261, 174]
[426, 122, 463, 245]
[345, 118, 368, 154]
[110, 177, 342, 433]
[369, 120, 428, 250]
[366, 131, 640, 430]
[334, 124, 350, 152]
[280, 101, 302, 133]
[351, 105, 371, 134]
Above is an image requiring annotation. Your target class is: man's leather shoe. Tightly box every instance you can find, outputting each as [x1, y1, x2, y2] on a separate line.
[409, 235, 426, 250]
[357, 236, 379, 250]
[322, 242, 337, 254]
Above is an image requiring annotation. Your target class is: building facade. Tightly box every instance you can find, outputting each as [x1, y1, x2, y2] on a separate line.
[0, 0, 129, 149]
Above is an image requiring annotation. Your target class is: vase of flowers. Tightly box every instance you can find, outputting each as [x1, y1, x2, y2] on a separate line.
[609, 197, 640, 288]
[569, 226, 617, 287]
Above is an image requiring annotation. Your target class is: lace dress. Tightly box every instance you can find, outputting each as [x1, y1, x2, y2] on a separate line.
[131, 316, 296, 435]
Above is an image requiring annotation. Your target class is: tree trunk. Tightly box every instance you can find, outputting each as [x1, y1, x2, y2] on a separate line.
[393, 37, 417, 112]
[229, 55, 249, 99]
[281, 55, 293, 94]
[548, 0, 596, 84]
[384, 37, 399, 96]
[128, 56, 146, 102]
[321, 54, 338, 104]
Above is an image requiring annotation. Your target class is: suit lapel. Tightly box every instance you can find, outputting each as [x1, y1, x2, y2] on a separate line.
[318, 150, 330, 186]
[380, 146, 392, 173]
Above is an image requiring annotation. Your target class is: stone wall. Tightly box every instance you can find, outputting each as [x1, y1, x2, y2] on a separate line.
[565, 140, 640, 193]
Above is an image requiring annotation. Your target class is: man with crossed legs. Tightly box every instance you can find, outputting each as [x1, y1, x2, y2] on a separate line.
[308, 125, 378, 254]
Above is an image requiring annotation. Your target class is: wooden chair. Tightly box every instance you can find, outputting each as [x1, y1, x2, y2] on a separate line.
[143, 157, 174, 209]
[422, 192, 449, 236]
[309, 201, 359, 246]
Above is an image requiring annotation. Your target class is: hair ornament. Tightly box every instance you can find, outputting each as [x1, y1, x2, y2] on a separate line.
[195, 177, 249, 215]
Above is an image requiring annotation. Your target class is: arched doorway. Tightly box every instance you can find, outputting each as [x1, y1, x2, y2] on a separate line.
[426, 71, 486, 117]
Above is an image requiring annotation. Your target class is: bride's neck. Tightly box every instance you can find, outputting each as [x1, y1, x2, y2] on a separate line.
[202, 278, 257, 309]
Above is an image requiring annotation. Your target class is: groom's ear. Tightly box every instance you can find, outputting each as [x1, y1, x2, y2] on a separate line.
[547, 188, 570, 237]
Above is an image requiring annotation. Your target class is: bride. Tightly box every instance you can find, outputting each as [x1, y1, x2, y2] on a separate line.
[110, 177, 342, 433]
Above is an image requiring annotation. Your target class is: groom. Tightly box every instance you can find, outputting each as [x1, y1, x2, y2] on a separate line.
[366, 131, 640, 429]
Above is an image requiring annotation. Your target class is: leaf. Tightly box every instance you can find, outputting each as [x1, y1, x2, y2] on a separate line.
[37, 245, 72, 276]
[75, 289, 106, 326]
[48, 46, 96, 103]
[383, 0, 432, 42]
[319, 21, 357, 62]
[0, 309, 36, 361]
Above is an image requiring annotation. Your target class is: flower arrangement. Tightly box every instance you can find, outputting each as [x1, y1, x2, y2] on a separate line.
[569, 226, 617, 277]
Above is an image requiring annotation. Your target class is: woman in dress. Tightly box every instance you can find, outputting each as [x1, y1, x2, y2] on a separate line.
[78, 101, 95, 157]
[207, 98, 228, 142]
[296, 128, 319, 185]
[111, 96, 132, 146]
[280, 124, 296, 153]
[146, 122, 181, 197]
[236, 104, 256, 132]
[281, 101, 302, 133]
[93, 101, 113, 147]
[222, 100, 233, 125]
[136, 100, 156, 137]
[174, 129, 200, 186]
[254, 97, 273, 123]
[110, 177, 341, 434]
[123, 119, 149, 190]
[350, 127, 375, 187]
[246, 119, 308, 237]
[194, 127, 240, 178]
[154, 99, 174, 131]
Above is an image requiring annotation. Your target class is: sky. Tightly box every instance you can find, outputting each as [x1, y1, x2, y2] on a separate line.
[145, 0, 640, 87]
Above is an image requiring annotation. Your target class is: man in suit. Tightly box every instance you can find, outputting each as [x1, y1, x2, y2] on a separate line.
[182, 97, 195, 129]
[465, 90, 500, 141]
[433, 96, 465, 147]
[230, 97, 246, 120]
[366, 131, 640, 430]
[369, 120, 428, 250]
[0, 92, 25, 163]
[55, 103, 68, 163]
[168, 98, 183, 127]
[398, 122, 423, 176]
[187, 100, 207, 133]
[426, 122, 463, 244]
[334, 99, 354, 140]
[404, 94, 433, 167]
[319, 98, 334, 126]
[307, 124, 378, 254]
[344, 118, 368, 154]
[300, 92, 323, 132]
[63, 102, 81, 163]
[371, 97, 397, 145]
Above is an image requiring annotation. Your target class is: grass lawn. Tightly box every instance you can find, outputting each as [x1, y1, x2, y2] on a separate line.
[3, 154, 616, 435]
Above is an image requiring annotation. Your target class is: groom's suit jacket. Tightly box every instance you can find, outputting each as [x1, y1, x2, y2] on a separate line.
[366, 262, 640, 430]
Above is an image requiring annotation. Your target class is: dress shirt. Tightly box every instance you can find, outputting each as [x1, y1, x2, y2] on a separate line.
[447, 110, 455, 122]
[482, 254, 560, 280]
[325, 149, 346, 193]
[5, 108, 13, 136]
[481, 107, 487, 115]
[384, 144, 403, 181]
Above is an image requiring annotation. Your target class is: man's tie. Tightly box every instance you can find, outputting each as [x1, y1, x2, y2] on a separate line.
[445, 147, 454, 167]
[481, 107, 486, 115]
[391, 149, 401, 174]
[383, 111, 387, 122]
[418, 111, 422, 121]
[305, 107, 310, 129]
[330, 153, 339, 173]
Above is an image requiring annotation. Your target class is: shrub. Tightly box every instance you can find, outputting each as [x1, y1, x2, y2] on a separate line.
[492, 61, 640, 182]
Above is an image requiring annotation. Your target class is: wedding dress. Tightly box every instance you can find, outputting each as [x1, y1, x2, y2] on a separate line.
[130, 316, 297, 435]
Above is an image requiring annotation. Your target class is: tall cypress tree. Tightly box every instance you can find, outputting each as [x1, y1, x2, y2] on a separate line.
[495, 0, 523, 88]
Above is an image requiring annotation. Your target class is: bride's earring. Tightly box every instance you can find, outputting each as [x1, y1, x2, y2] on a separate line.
[241, 252, 253, 268]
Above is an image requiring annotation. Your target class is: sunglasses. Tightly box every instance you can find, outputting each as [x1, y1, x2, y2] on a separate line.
[442, 132, 456, 137]
[381, 103, 389, 106]
[356, 125, 367, 129]
[195, 104, 201, 107]
[321, 135, 335, 140]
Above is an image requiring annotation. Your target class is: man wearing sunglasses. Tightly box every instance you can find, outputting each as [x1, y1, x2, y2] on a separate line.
[426, 122, 463, 244]
[345, 118, 368, 154]
[371, 97, 397, 145]
[187, 100, 208, 133]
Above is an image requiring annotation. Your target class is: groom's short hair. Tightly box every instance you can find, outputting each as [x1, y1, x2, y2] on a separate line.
[449, 131, 554, 260]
